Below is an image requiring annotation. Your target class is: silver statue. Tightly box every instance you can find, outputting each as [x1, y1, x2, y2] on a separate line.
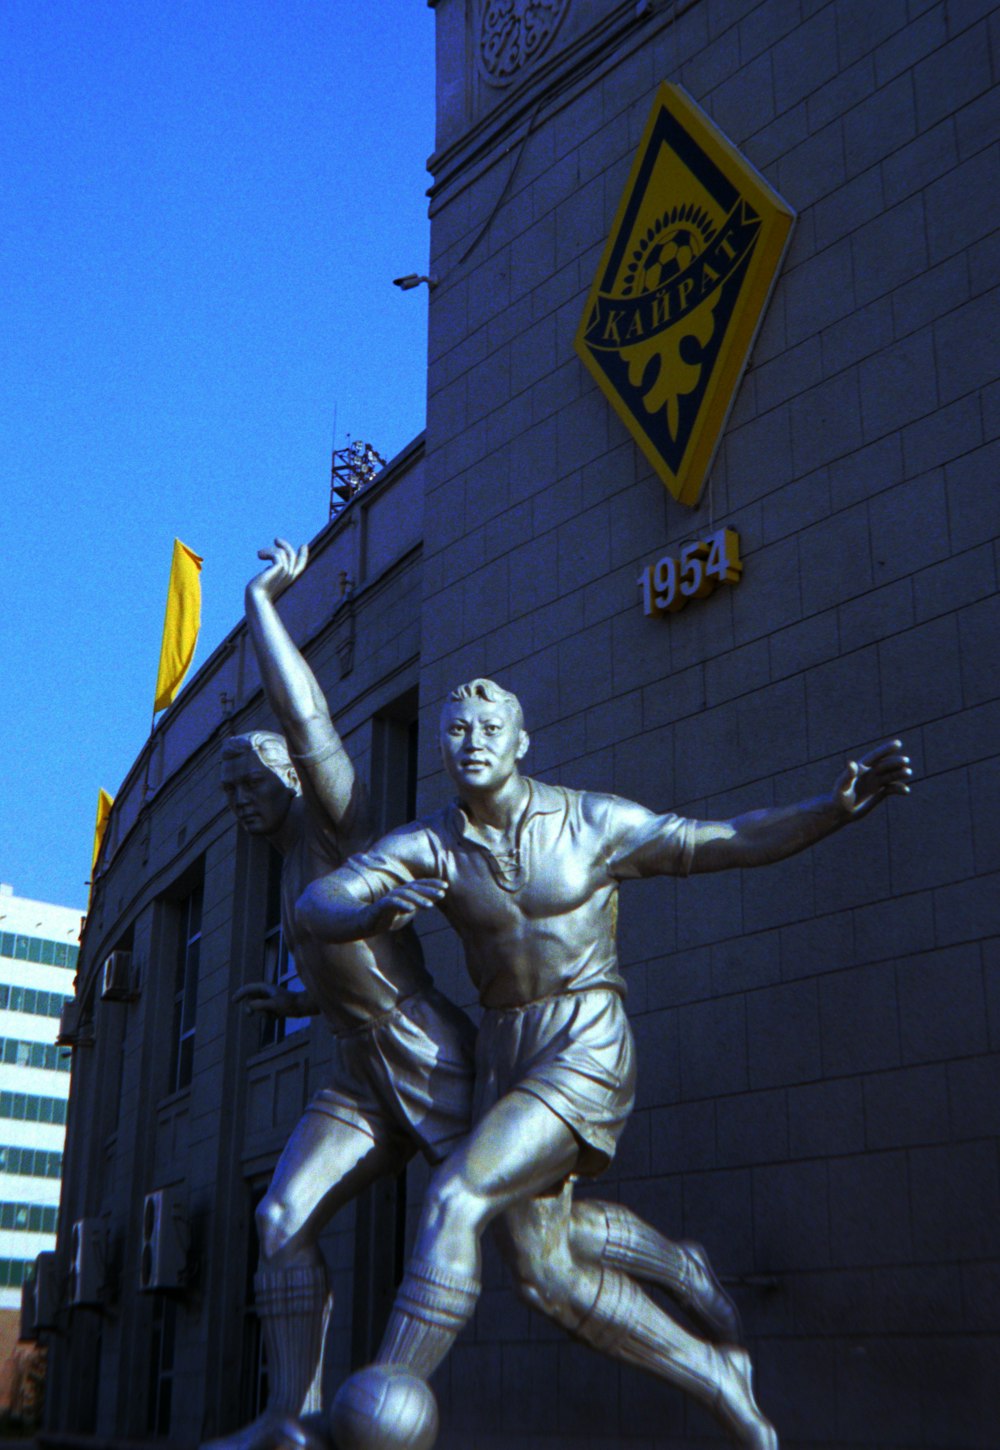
[211, 554, 724, 1450]
[299, 678, 911, 1449]
[206, 542, 477, 1450]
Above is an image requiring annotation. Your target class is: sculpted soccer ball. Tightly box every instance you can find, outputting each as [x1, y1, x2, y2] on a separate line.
[329, 1366, 438, 1450]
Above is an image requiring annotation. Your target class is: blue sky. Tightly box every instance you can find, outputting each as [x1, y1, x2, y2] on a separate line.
[1, 2, 435, 910]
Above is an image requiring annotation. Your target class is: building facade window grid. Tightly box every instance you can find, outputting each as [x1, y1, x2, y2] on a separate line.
[0, 1037, 72, 1073]
[0, 1146, 62, 1180]
[0, 933, 78, 969]
[0, 985, 73, 1020]
[0, 1092, 68, 1126]
[0, 1202, 58, 1234]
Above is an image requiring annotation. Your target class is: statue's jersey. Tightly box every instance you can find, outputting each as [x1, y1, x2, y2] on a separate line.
[280, 747, 432, 1034]
[341, 779, 696, 1009]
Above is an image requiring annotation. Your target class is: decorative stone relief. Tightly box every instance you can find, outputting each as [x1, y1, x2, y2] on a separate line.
[477, 0, 570, 86]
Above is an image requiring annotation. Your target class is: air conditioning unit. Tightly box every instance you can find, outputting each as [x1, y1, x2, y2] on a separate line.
[139, 1187, 186, 1292]
[57, 999, 94, 1048]
[101, 950, 136, 1002]
[22, 1252, 59, 1335]
[69, 1218, 105, 1306]
[56, 999, 79, 1046]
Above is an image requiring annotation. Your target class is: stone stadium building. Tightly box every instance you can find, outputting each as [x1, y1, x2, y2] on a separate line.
[45, 3, 999, 1446]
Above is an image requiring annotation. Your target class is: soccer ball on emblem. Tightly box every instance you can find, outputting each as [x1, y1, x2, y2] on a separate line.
[329, 1365, 438, 1450]
[640, 225, 702, 291]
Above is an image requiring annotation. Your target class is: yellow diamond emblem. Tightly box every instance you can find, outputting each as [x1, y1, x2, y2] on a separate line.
[576, 84, 795, 508]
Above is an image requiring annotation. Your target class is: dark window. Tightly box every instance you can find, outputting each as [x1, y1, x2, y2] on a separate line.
[258, 850, 307, 1050]
[111, 1010, 128, 1133]
[147, 1296, 177, 1436]
[239, 1182, 269, 1423]
[351, 1170, 408, 1367]
[370, 688, 420, 834]
[168, 883, 203, 1093]
[351, 688, 418, 1362]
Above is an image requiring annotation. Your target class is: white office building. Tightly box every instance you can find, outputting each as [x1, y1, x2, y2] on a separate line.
[0, 884, 80, 1318]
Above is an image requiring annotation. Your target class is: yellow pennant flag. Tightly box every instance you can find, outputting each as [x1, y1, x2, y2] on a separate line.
[154, 539, 203, 713]
[90, 790, 114, 898]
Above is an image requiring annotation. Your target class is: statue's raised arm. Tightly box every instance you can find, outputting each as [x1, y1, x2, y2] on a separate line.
[245, 538, 360, 839]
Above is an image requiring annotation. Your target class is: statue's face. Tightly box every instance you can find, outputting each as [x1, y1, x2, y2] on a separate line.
[440, 697, 528, 795]
[220, 748, 295, 835]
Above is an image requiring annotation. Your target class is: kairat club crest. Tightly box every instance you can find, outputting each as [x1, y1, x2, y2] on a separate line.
[576, 84, 795, 508]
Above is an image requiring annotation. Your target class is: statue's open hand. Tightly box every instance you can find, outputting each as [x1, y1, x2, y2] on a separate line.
[834, 740, 911, 820]
[370, 880, 448, 933]
[249, 538, 309, 601]
[234, 980, 296, 1017]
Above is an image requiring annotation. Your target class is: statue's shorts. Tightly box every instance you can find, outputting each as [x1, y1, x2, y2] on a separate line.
[307, 988, 476, 1165]
[473, 988, 636, 1175]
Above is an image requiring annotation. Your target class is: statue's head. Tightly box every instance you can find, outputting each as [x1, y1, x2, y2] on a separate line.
[439, 679, 529, 794]
[220, 731, 300, 836]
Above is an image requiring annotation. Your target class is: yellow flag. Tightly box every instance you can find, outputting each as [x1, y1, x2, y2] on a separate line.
[91, 789, 114, 890]
[154, 539, 203, 712]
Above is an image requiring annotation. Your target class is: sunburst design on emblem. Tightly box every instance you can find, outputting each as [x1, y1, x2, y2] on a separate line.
[620, 205, 716, 298]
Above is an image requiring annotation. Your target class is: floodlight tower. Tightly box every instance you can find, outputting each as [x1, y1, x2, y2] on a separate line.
[329, 438, 386, 520]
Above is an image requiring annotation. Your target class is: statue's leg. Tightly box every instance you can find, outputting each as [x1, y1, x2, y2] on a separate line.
[257, 1107, 408, 1413]
[375, 1088, 580, 1379]
[499, 1194, 775, 1450]
[568, 1198, 741, 1342]
[203, 1109, 406, 1449]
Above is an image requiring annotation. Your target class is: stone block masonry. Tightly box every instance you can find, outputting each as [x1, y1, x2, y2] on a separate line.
[424, 1, 1000, 1445]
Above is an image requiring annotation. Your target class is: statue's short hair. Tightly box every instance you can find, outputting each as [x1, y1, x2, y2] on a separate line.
[444, 679, 525, 733]
[221, 731, 301, 795]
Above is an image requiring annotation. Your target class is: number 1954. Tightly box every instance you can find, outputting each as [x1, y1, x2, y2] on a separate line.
[637, 528, 743, 618]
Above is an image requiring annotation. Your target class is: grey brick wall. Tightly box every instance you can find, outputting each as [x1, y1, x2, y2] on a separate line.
[423, 1, 1000, 1445]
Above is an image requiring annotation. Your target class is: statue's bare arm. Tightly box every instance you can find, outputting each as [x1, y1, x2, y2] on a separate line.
[297, 832, 447, 944]
[233, 981, 320, 1018]
[688, 740, 911, 873]
[246, 539, 355, 826]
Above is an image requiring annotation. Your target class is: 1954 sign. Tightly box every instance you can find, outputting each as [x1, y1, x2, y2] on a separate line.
[638, 527, 742, 617]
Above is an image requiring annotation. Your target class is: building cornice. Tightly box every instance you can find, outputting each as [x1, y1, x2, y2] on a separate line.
[427, 0, 699, 209]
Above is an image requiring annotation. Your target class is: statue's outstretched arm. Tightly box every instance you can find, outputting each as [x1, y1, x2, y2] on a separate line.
[245, 538, 356, 826]
[233, 980, 320, 1018]
[689, 740, 912, 873]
